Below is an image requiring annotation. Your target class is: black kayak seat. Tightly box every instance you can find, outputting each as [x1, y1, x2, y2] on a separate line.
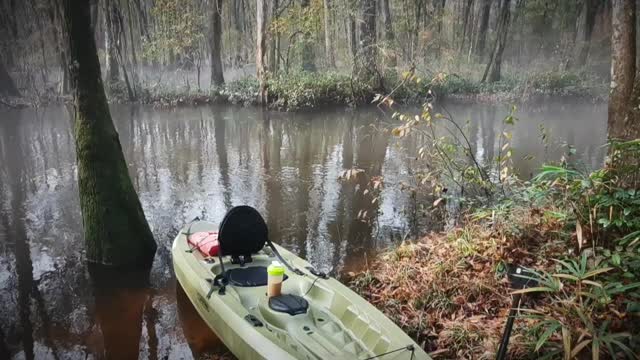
[211, 205, 302, 297]
[269, 294, 309, 315]
[227, 266, 288, 287]
[218, 206, 268, 257]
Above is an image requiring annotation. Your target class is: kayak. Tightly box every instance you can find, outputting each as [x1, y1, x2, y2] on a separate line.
[172, 206, 430, 360]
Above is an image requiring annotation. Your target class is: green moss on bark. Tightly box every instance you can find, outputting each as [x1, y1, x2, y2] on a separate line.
[62, 0, 156, 269]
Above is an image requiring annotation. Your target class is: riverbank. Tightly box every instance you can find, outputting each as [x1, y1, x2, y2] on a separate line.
[135, 70, 608, 110]
[1, 70, 607, 111]
[349, 155, 640, 358]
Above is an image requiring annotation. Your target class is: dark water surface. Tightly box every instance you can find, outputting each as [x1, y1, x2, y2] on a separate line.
[0, 101, 606, 359]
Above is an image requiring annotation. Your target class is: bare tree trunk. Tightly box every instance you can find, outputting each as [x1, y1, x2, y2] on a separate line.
[30, 0, 50, 85]
[380, 0, 396, 67]
[46, 0, 70, 95]
[103, 0, 119, 84]
[474, 0, 491, 58]
[0, 59, 20, 97]
[360, 0, 376, 69]
[433, 0, 446, 56]
[323, 0, 335, 68]
[411, 1, 421, 62]
[608, 0, 638, 141]
[257, 0, 268, 105]
[111, 3, 136, 100]
[270, 0, 280, 73]
[348, 14, 357, 61]
[210, 0, 225, 87]
[132, 0, 150, 42]
[481, 0, 510, 83]
[126, 0, 139, 80]
[459, 0, 474, 53]
[60, 0, 156, 268]
[300, 0, 316, 71]
[567, 0, 599, 69]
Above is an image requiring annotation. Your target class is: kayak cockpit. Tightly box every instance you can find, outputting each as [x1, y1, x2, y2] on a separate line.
[206, 206, 376, 358]
[173, 206, 430, 359]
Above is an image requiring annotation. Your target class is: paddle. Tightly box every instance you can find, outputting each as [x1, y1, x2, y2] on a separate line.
[495, 265, 537, 360]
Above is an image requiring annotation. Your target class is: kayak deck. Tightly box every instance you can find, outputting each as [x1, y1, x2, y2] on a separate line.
[172, 221, 429, 360]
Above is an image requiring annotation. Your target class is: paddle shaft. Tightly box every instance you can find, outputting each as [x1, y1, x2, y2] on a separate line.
[496, 293, 522, 360]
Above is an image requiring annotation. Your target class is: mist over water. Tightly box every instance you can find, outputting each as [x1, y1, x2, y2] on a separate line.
[0, 101, 606, 358]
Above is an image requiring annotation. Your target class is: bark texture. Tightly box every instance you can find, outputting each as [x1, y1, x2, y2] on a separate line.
[256, 0, 268, 104]
[0, 60, 20, 96]
[210, 0, 225, 86]
[608, 0, 638, 141]
[300, 0, 316, 71]
[61, 0, 157, 268]
[380, 0, 396, 67]
[323, 0, 335, 68]
[482, 0, 511, 83]
[348, 14, 357, 61]
[359, 0, 376, 69]
[459, 0, 474, 52]
[270, 0, 280, 72]
[569, 0, 598, 69]
[475, 0, 491, 58]
[104, 0, 120, 83]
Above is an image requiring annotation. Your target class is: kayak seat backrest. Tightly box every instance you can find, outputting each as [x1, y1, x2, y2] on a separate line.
[226, 266, 289, 287]
[218, 205, 268, 257]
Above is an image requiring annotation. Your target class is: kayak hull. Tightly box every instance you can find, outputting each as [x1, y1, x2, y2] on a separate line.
[172, 221, 430, 360]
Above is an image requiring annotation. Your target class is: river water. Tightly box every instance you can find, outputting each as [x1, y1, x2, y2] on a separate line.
[0, 101, 606, 359]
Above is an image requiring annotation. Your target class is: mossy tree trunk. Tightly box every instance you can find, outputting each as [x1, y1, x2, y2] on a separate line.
[61, 0, 157, 269]
[210, 0, 225, 87]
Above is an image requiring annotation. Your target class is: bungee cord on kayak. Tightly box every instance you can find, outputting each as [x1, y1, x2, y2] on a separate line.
[362, 345, 416, 360]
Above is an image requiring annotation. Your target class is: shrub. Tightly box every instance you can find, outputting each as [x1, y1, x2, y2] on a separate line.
[268, 72, 371, 110]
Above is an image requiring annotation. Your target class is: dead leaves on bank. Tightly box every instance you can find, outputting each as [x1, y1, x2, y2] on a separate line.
[349, 207, 566, 359]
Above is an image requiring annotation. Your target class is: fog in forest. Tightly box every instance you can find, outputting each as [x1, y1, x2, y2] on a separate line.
[2, 1, 638, 359]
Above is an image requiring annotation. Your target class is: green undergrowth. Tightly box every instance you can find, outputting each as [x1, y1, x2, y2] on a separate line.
[99, 68, 607, 111]
[391, 69, 607, 103]
[349, 141, 640, 359]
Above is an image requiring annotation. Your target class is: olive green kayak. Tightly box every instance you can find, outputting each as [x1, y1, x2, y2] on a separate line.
[172, 207, 430, 360]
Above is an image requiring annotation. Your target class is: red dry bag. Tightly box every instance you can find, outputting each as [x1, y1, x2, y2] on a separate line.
[187, 231, 220, 257]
